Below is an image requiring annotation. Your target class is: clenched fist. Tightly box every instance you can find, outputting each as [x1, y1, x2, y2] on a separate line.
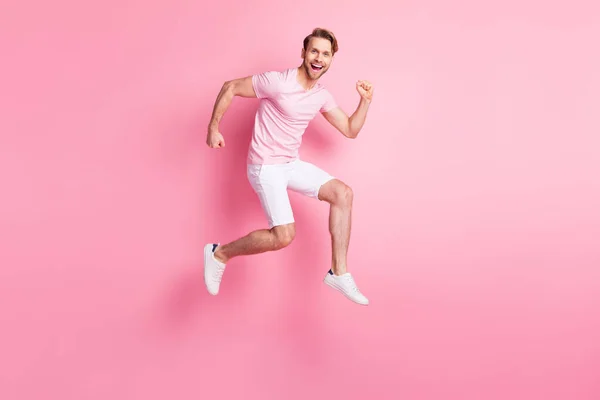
[356, 80, 373, 102]
[206, 129, 225, 149]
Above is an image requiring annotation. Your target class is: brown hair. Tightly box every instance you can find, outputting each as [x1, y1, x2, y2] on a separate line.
[303, 27, 338, 55]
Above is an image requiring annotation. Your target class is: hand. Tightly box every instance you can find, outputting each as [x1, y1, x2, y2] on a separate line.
[356, 80, 373, 102]
[206, 128, 225, 149]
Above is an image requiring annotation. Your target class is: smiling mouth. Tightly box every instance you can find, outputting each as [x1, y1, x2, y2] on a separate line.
[310, 63, 323, 72]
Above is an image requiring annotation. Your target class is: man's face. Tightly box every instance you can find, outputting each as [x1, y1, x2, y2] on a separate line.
[302, 37, 333, 79]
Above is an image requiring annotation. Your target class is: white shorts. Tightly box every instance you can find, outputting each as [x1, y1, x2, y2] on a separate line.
[247, 159, 335, 228]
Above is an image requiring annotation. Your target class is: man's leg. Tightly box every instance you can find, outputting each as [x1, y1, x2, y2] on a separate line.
[213, 223, 295, 264]
[203, 163, 295, 295]
[287, 160, 368, 305]
[317, 179, 353, 276]
[204, 224, 295, 296]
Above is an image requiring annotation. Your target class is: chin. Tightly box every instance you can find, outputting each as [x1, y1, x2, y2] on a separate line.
[307, 68, 324, 78]
[305, 64, 324, 77]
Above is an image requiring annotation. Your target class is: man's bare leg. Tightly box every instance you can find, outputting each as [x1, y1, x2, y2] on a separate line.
[318, 179, 353, 275]
[214, 223, 296, 263]
[318, 178, 368, 305]
[204, 223, 295, 295]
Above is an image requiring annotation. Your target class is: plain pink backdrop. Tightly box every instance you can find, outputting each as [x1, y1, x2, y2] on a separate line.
[1, 0, 599, 399]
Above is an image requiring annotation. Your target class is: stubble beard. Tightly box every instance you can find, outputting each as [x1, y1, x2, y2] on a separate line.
[304, 60, 327, 80]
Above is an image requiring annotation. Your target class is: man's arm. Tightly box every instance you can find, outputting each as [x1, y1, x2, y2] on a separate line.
[322, 80, 373, 139]
[207, 76, 256, 148]
[322, 98, 371, 139]
[208, 76, 256, 129]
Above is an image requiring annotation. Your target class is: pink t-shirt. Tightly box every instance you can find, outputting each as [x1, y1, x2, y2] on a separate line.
[248, 67, 338, 165]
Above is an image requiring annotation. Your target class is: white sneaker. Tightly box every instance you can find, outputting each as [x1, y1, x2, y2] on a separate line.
[323, 269, 369, 305]
[203, 243, 226, 295]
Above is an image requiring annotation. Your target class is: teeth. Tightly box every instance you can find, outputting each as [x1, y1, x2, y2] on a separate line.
[311, 64, 322, 69]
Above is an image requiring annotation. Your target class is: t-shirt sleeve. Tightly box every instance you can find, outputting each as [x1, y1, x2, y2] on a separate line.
[252, 71, 281, 99]
[320, 90, 338, 113]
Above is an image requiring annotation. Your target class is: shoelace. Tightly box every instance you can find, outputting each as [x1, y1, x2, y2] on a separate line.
[344, 275, 360, 292]
[213, 265, 225, 282]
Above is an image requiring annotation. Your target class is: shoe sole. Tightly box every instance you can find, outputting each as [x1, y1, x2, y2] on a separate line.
[323, 276, 369, 306]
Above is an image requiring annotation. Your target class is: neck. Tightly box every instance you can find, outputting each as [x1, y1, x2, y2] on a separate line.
[296, 66, 318, 90]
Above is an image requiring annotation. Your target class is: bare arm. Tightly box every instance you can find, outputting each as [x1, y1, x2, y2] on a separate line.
[322, 80, 373, 139]
[208, 76, 256, 129]
[207, 76, 256, 148]
[322, 97, 371, 139]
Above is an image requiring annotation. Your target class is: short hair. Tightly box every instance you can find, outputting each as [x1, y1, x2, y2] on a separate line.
[303, 27, 338, 55]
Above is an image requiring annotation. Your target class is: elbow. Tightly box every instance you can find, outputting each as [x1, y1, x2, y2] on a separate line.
[223, 80, 236, 96]
[341, 123, 355, 139]
[345, 129, 358, 139]
[344, 118, 358, 138]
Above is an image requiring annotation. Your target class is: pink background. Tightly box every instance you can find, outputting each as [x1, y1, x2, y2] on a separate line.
[1, 0, 599, 399]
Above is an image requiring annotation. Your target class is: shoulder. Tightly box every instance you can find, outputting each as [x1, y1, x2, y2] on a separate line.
[318, 85, 333, 96]
[253, 68, 293, 81]
[251, 68, 297, 98]
[251, 68, 291, 89]
[315, 84, 335, 101]
[316, 86, 337, 112]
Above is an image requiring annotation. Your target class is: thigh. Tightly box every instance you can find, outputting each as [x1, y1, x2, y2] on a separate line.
[287, 159, 335, 199]
[247, 164, 295, 228]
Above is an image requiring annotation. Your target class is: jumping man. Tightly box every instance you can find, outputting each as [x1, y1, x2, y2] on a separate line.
[204, 27, 373, 305]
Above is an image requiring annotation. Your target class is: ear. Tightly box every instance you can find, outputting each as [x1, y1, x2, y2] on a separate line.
[300, 48, 305, 58]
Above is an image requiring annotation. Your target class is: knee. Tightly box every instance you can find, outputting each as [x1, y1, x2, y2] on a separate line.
[333, 183, 353, 207]
[271, 224, 296, 250]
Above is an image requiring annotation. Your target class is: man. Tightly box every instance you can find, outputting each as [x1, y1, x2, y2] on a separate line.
[204, 27, 373, 305]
